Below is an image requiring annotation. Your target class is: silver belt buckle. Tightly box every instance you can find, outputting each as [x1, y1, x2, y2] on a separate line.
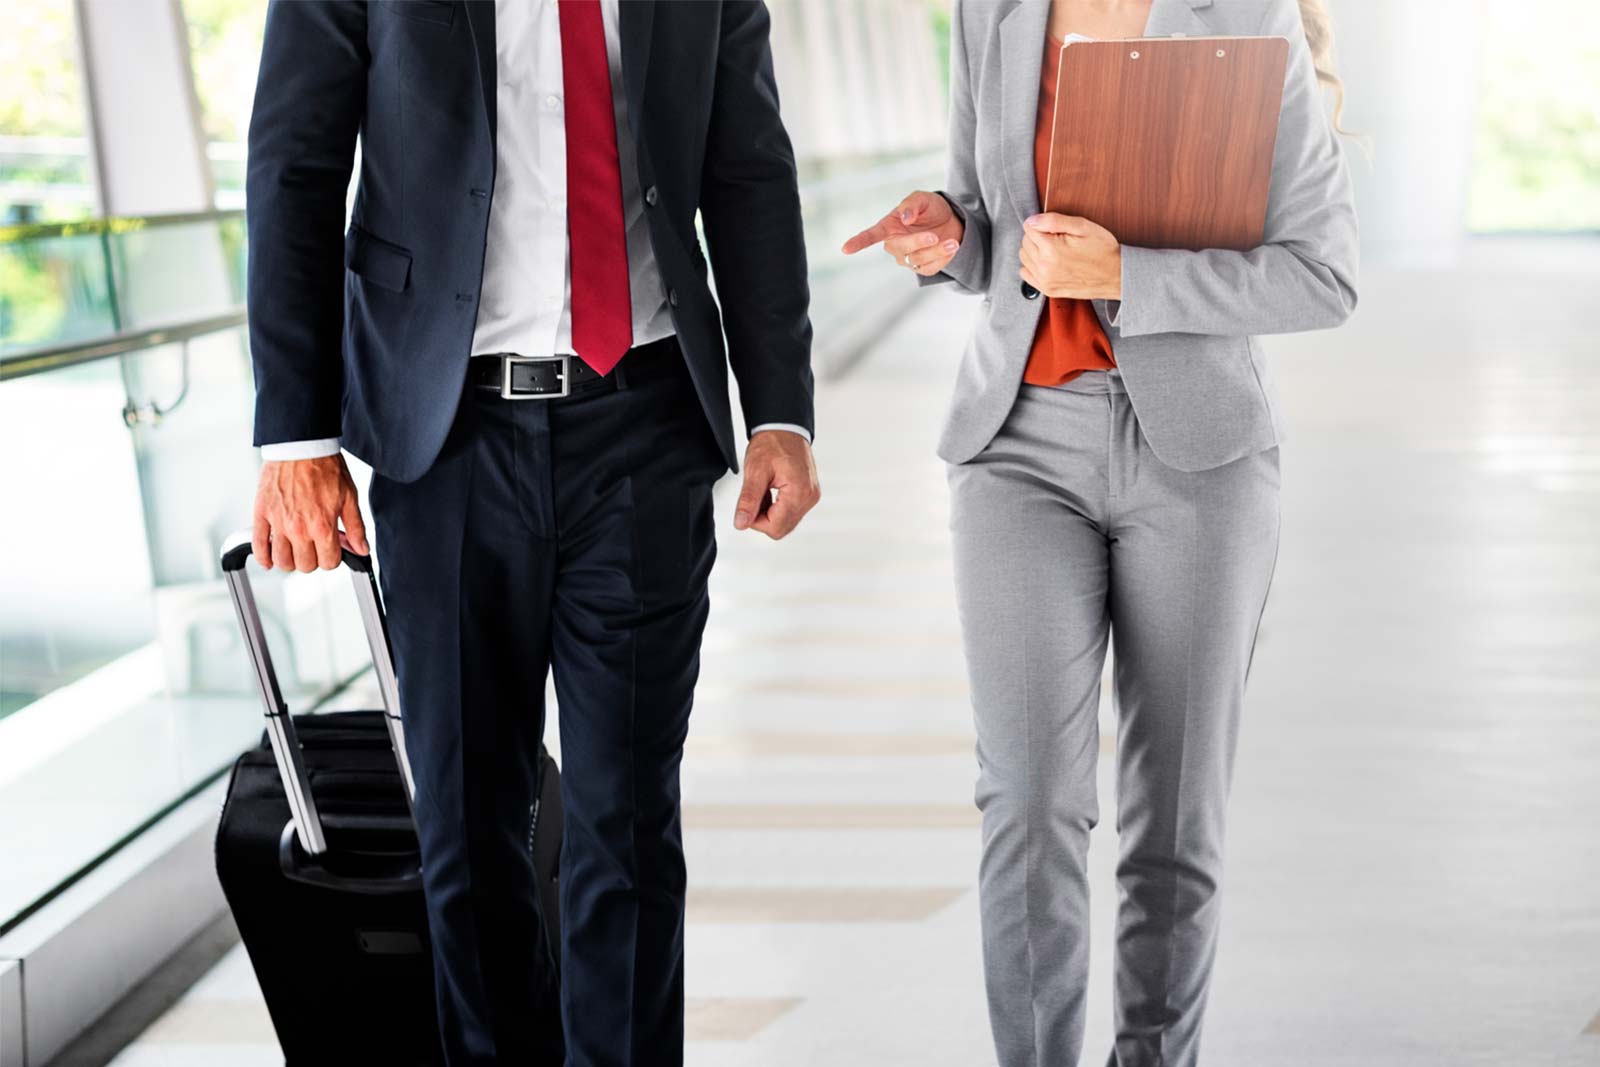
[500, 355, 570, 400]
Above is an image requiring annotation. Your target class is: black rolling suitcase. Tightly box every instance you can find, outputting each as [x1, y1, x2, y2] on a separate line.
[214, 540, 562, 1065]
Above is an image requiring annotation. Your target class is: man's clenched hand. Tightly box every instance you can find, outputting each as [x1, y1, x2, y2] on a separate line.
[253, 453, 369, 572]
[734, 431, 820, 541]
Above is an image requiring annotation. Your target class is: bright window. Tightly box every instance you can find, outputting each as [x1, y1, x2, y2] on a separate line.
[0, 0, 94, 224]
[1468, 1, 1600, 232]
[182, 0, 267, 209]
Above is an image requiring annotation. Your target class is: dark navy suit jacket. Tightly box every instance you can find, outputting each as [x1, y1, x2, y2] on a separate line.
[246, 0, 815, 482]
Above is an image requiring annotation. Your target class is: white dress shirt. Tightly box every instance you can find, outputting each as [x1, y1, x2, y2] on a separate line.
[262, 0, 807, 461]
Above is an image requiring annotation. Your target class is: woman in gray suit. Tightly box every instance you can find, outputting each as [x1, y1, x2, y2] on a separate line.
[844, 1, 1358, 1064]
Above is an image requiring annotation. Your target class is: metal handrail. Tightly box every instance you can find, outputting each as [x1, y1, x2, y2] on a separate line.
[1, 208, 248, 380]
[0, 310, 245, 382]
[0, 207, 243, 246]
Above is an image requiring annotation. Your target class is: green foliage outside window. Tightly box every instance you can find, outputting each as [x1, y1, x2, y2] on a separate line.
[1468, 2, 1600, 232]
[182, 0, 265, 203]
[0, 0, 91, 226]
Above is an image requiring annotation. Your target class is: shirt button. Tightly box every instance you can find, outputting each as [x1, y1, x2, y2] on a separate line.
[544, 94, 561, 111]
[644, 185, 659, 207]
[667, 288, 679, 307]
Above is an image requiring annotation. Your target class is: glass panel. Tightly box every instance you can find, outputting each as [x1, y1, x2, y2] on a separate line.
[0, 230, 117, 352]
[0, 357, 153, 719]
[1468, 1, 1600, 233]
[109, 215, 245, 328]
[0, 0, 95, 225]
[0, 326, 373, 929]
[0, 213, 244, 355]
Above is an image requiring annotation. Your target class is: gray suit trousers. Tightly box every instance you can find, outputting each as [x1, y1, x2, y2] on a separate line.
[948, 371, 1280, 1067]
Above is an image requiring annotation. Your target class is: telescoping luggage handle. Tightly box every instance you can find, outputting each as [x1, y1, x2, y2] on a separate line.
[219, 537, 416, 857]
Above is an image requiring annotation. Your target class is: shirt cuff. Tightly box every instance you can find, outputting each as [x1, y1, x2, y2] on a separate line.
[749, 423, 812, 444]
[260, 437, 342, 461]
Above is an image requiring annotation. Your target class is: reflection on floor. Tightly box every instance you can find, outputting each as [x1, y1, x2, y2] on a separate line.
[109, 249, 1600, 1066]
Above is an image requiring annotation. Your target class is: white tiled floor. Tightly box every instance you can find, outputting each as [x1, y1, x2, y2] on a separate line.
[111, 251, 1600, 1066]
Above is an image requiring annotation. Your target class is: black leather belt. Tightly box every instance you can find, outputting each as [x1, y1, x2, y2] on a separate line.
[469, 336, 679, 400]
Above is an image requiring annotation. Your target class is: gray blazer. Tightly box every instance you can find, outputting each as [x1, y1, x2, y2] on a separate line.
[927, 0, 1359, 472]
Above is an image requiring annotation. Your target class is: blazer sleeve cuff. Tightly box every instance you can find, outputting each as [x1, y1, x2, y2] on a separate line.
[917, 191, 988, 294]
[1110, 245, 1167, 338]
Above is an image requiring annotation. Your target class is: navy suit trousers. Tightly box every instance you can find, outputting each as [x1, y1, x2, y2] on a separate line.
[367, 342, 725, 1066]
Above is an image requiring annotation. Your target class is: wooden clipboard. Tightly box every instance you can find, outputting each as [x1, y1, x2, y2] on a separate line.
[1043, 35, 1289, 252]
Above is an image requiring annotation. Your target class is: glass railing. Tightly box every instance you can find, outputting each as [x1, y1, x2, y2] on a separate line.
[0, 326, 377, 932]
[0, 209, 247, 360]
[0, 210, 370, 933]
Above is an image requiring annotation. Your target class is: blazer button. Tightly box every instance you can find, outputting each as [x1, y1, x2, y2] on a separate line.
[1021, 282, 1041, 300]
[668, 288, 679, 307]
[644, 185, 659, 207]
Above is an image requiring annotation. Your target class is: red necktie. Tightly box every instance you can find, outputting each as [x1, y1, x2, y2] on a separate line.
[558, 0, 632, 375]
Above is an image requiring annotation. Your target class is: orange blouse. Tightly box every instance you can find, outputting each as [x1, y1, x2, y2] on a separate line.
[1021, 35, 1117, 388]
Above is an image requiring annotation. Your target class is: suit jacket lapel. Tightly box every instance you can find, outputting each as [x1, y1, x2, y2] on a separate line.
[619, 0, 656, 148]
[998, 1, 1049, 222]
[462, 0, 497, 152]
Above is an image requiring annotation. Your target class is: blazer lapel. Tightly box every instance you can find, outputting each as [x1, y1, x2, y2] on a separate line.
[997, 1, 1049, 223]
[619, 0, 656, 148]
[462, 0, 497, 152]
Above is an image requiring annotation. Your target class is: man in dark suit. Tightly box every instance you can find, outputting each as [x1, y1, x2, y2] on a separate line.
[244, 2, 819, 1062]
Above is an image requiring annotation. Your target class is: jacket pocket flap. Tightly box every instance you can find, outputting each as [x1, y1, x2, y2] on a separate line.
[346, 227, 412, 292]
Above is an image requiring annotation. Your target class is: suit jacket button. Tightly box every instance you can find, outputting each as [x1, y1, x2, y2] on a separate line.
[668, 288, 679, 307]
[644, 185, 659, 207]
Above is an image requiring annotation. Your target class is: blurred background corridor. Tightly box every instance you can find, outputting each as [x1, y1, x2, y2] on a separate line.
[2, 1, 1598, 1065]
